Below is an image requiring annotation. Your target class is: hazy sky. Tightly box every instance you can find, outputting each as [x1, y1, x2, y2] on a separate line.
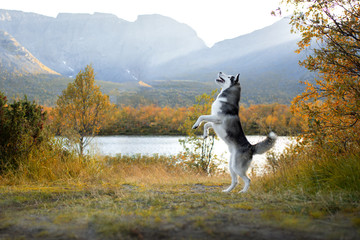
[1, 0, 285, 46]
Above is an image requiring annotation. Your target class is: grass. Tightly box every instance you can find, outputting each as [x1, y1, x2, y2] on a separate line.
[0, 183, 359, 239]
[0, 153, 359, 239]
[258, 144, 360, 211]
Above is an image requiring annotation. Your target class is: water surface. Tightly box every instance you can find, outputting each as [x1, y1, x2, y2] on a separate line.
[89, 135, 295, 171]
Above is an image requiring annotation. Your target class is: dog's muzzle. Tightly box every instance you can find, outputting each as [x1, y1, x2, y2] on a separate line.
[216, 77, 225, 83]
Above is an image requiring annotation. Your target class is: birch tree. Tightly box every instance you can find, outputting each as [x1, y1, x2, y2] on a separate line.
[55, 65, 113, 156]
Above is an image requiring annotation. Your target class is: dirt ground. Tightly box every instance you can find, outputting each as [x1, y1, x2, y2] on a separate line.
[0, 184, 359, 240]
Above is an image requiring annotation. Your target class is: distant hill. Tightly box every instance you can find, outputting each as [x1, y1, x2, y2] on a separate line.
[0, 30, 213, 106]
[0, 29, 213, 107]
[0, 30, 63, 105]
[0, 9, 312, 105]
[0, 10, 206, 83]
[0, 30, 59, 76]
[150, 18, 313, 103]
[151, 18, 300, 78]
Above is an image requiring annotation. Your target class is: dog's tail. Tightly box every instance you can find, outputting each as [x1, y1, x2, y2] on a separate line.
[252, 132, 277, 155]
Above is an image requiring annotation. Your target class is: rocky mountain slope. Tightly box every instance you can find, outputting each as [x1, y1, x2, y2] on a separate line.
[0, 9, 312, 105]
[0, 30, 58, 76]
[0, 9, 206, 82]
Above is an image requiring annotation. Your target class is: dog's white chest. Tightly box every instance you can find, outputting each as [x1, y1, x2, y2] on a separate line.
[210, 97, 229, 142]
[211, 97, 226, 115]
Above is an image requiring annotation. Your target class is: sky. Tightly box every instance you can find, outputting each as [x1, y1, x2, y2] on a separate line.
[1, 0, 286, 47]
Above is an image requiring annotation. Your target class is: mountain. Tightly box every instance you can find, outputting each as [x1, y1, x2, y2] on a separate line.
[150, 18, 312, 103]
[0, 21, 211, 107]
[0, 9, 312, 105]
[151, 18, 300, 78]
[0, 29, 128, 105]
[0, 30, 66, 105]
[0, 30, 59, 76]
[0, 10, 207, 82]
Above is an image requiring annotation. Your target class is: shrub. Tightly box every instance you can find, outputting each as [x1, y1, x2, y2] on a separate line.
[0, 92, 47, 172]
[178, 91, 224, 175]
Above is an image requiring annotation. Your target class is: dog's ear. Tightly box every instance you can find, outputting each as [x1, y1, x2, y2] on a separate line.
[235, 74, 240, 84]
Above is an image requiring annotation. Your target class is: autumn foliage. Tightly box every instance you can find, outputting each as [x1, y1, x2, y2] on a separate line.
[99, 102, 305, 136]
[258, 0, 360, 196]
[284, 0, 360, 150]
[101, 105, 189, 135]
[54, 65, 114, 155]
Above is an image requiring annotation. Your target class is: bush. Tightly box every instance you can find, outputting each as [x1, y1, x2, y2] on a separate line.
[0, 92, 47, 172]
[177, 91, 224, 175]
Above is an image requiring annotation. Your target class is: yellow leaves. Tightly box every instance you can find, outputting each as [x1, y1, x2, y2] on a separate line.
[239, 103, 306, 135]
[54, 65, 114, 155]
[100, 98, 305, 136]
[102, 104, 190, 135]
[286, 0, 360, 148]
[265, 115, 279, 127]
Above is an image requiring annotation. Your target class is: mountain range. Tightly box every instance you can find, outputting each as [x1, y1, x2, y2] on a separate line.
[0, 9, 312, 106]
[0, 30, 59, 76]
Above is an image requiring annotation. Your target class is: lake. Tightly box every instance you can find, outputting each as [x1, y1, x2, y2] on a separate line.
[88, 135, 295, 171]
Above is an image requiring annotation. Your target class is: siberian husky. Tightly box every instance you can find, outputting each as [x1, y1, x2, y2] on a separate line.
[192, 72, 277, 193]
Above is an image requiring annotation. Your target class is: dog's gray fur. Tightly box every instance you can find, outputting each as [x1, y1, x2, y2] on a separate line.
[192, 72, 277, 193]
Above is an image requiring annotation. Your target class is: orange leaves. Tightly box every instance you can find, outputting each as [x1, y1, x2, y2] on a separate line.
[285, 0, 360, 150]
[240, 103, 306, 135]
[101, 104, 189, 135]
[100, 100, 305, 136]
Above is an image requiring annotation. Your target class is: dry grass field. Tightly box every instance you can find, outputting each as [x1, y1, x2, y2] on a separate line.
[0, 154, 359, 240]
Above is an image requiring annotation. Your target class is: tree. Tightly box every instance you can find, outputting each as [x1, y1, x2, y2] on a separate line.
[280, 0, 360, 150]
[55, 65, 114, 156]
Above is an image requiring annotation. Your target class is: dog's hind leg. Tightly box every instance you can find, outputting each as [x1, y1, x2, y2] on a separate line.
[203, 122, 213, 139]
[232, 152, 251, 193]
[222, 167, 238, 192]
[238, 170, 251, 193]
[222, 153, 238, 192]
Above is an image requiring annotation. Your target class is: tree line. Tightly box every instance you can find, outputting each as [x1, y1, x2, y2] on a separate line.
[1, 63, 305, 174]
[98, 103, 305, 136]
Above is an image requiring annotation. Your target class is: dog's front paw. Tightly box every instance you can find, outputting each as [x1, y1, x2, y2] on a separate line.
[203, 131, 208, 139]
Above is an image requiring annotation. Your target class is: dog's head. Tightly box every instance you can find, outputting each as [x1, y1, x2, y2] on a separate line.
[215, 72, 240, 89]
